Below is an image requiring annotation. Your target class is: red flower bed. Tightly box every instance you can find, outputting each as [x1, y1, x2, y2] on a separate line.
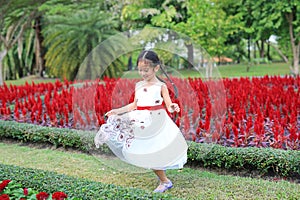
[0, 180, 67, 200]
[0, 75, 299, 150]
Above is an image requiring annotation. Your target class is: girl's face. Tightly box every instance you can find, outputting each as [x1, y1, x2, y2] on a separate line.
[137, 61, 159, 82]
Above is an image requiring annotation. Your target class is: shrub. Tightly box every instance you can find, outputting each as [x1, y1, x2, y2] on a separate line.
[0, 120, 110, 154]
[187, 141, 300, 177]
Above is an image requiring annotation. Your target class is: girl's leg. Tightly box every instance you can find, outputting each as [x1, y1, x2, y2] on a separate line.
[153, 170, 173, 192]
[153, 170, 168, 182]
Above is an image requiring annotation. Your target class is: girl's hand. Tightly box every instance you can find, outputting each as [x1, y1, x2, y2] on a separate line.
[168, 103, 180, 113]
[105, 109, 117, 117]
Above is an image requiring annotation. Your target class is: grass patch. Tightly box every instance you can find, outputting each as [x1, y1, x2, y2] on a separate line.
[118, 62, 291, 79]
[1, 142, 299, 200]
[4, 62, 290, 86]
[4, 75, 59, 86]
[217, 62, 291, 78]
[177, 62, 291, 78]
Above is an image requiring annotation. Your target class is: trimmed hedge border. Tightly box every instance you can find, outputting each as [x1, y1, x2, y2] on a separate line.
[0, 164, 176, 200]
[187, 142, 300, 178]
[0, 120, 108, 154]
[0, 120, 299, 178]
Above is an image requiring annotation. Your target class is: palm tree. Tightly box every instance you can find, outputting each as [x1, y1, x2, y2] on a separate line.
[43, 8, 124, 80]
[0, 0, 45, 85]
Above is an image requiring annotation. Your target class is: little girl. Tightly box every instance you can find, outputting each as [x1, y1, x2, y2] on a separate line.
[94, 50, 188, 193]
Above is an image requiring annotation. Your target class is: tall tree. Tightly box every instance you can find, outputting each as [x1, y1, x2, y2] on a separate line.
[279, 0, 300, 74]
[42, 8, 121, 80]
[257, 0, 300, 74]
[238, 0, 300, 74]
[33, 16, 45, 77]
[171, 0, 242, 66]
[0, 0, 45, 85]
[120, 0, 186, 68]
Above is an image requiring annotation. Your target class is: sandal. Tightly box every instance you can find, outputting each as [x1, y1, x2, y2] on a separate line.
[153, 180, 173, 193]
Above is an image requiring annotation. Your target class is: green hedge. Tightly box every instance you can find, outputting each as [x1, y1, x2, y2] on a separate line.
[187, 142, 300, 177]
[0, 164, 176, 200]
[0, 120, 110, 154]
[1, 120, 299, 178]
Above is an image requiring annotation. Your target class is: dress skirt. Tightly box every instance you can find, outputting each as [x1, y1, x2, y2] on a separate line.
[95, 108, 188, 170]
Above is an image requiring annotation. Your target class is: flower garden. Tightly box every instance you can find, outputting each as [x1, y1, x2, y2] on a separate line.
[0, 75, 299, 199]
[0, 75, 299, 150]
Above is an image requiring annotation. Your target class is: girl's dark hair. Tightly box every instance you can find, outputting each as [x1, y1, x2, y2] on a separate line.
[137, 50, 178, 98]
[137, 50, 160, 66]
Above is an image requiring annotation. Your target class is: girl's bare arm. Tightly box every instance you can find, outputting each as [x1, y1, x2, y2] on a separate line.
[105, 99, 137, 116]
[161, 84, 180, 113]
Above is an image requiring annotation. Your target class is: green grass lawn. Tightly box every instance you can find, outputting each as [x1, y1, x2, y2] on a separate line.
[114, 62, 292, 80]
[217, 62, 291, 78]
[1, 142, 299, 200]
[176, 62, 291, 78]
[4, 75, 59, 86]
[4, 62, 292, 86]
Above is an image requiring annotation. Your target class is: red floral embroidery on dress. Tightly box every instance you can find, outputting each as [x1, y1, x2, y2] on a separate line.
[95, 115, 135, 149]
[118, 133, 124, 141]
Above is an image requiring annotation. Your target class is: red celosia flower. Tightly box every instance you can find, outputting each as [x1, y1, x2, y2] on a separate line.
[0, 194, 10, 200]
[23, 188, 28, 195]
[36, 192, 49, 200]
[52, 191, 68, 200]
[0, 180, 11, 192]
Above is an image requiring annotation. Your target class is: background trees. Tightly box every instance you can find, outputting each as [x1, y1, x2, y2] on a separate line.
[235, 0, 300, 74]
[42, 9, 120, 80]
[0, 0, 47, 85]
[0, 0, 299, 83]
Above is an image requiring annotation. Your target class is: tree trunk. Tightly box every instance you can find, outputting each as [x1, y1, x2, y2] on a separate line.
[253, 42, 256, 59]
[127, 55, 132, 70]
[267, 41, 289, 63]
[15, 55, 24, 78]
[0, 49, 8, 85]
[292, 43, 299, 74]
[286, 12, 300, 75]
[255, 40, 264, 59]
[34, 17, 45, 77]
[260, 40, 265, 58]
[267, 42, 272, 61]
[185, 42, 194, 69]
[247, 36, 251, 61]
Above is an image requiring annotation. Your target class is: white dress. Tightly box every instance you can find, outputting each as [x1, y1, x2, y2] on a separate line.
[94, 81, 188, 170]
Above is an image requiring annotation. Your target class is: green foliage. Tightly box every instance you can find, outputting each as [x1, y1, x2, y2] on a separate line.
[187, 142, 300, 177]
[3, 26, 36, 80]
[0, 0, 47, 84]
[0, 120, 106, 153]
[42, 7, 124, 80]
[171, 0, 243, 57]
[1, 180, 49, 200]
[0, 164, 176, 199]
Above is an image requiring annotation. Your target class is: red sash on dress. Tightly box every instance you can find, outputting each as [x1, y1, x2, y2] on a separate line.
[136, 105, 165, 110]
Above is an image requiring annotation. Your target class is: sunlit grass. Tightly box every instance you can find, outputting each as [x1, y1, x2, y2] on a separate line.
[3, 62, 292, 87]
[119, 62, 292, 80]
[4, 75, 59, 86]
[176, 62, 291, 78]
[217, 62, 291, 78]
